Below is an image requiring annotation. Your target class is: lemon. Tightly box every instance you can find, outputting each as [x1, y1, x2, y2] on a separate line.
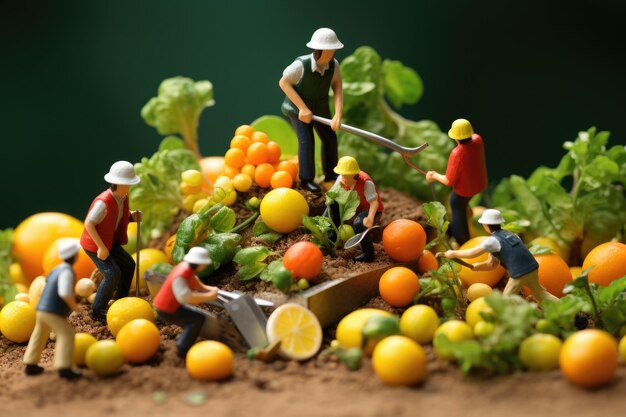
[131, 248, 169, 290]
[465, 297, 493, 329]
[85, 340, 125, 376]
[28, 276, 46, 308]
[186, 341, 234, 381]
[213, 176, 234, 192]
[74, 332, 97, 366]
[266, 303, 322, 361]
[433, 320, 474, 359]
[221, 189, 238, 206]
[116, 318, 160, 363]
[519, 333, 562, 371]
[106, 297, 155, 337]
[372, 335, 427, 386]
[182, 169, 203, 187]
[122, 222, 138, 255]
[233, 173, 253, 193]
[336, 308, 392, 355]
[466, 283, 493, 302]
[399, 305, 440, 344]
[0, 301, 36, 343]
[260, 188, 309, 234]
[9, 263, 28, 285]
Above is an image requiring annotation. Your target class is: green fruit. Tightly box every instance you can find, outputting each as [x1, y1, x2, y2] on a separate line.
[361, 315, 400, 344]
[519, 333, 562, 371]
[473, 321, 495, 338]
[297, 278, 310, 290]
[536, 318, 560, 336]
[271, 267, 293, 293]
[338, 224, 355, 244]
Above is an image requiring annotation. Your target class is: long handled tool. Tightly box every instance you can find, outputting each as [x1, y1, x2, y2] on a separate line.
[135, 215, 141, 297]
[343, 225, 381, 250]
[435, 252, 475, 269]
[216, 293, 269, 349]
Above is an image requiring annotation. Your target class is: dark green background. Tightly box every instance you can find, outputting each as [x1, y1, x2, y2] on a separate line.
[2, 0, 625, 228]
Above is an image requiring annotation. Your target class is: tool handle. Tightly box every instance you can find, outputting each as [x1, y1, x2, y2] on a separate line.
[435, 252, 475, 269]
[135, 217, 141, 297]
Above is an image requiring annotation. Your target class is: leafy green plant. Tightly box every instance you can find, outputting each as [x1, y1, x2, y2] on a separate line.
[302, 185, 359, 256]
[141, 76, 215, 159]
[232, 248, 293, 293]
[0, 229, 17, 307]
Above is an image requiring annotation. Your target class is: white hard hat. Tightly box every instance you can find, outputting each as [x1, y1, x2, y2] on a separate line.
[104, 161, 140, 185]
[478, 209, 505, 225]
[184, 247, 212, 265]
[58, 240, 80, 260]
[306, 28, 344, 50]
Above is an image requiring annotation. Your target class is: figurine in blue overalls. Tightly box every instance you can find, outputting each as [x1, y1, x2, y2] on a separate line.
[443, 209, 558, 303]
[279, 28, 344, 193]
[23, 240, 83, 379]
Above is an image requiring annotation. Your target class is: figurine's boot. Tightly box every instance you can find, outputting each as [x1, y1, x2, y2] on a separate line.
[355, 235, 375, 263]
[300, 179, 322, 193]
[24, 364, 44, 376]
[59, 368, 82, 380]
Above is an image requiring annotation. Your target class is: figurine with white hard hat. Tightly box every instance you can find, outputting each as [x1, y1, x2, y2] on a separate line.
[152, 246, 219, 357]
[279, 27, 345, 193]
[80, 161, 143, 322]
[443, 209, 558, 303]
[24, 240, 83, 379]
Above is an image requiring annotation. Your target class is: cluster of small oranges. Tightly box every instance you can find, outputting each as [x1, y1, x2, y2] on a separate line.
[180, 169, 212, 213]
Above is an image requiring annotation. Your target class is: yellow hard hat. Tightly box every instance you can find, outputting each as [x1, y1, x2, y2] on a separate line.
[334, 156, 360, 176]
[448, 119, 474, 140]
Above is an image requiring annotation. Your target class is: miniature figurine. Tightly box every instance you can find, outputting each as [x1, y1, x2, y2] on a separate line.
[279, 27, 344, 193]
[426, 119, 487, 245]
[152, 247, 219, 357]
[23, 241, 82, 380]
[80, 161, 142, 322]
[443, 209, 558, 303]
[329, 156, 384, 262]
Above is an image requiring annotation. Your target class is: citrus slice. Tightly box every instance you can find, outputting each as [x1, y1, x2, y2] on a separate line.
[266, 303, 322, 361]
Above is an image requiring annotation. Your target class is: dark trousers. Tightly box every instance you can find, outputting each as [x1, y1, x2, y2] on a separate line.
[85, 245, 135, 314]
[330, 204, 380, 257]
[156, 305, 206, 356]
[450, 191, 471, 245]
[288, 115, 338, 182]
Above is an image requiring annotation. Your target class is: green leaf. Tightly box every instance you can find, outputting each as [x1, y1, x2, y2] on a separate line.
[149, 262, 174, 276]
[233, 246, 271, 266]
[260, 259, 284, 282]
[423, 201, 449, 233]
[237, 263, 268, 281]
[210, 206, 236, 233]
[382, 60, 423, 109]
[258, 233, 282, 245]
[528, 244, 554, 255]
[158, 136, 185, 151]
[200, 233, 241, 275]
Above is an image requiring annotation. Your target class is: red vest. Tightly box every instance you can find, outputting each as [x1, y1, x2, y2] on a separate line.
[445, 134, 488, 197]
[80, 190, 130, 252]
[341, 172, 384, 213]
[153, 263, 203, 313]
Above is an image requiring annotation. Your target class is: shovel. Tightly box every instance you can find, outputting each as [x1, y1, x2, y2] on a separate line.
[435, 252, 475, 269]
[216, 292, 269, 349]
[343, 225, 381, 250]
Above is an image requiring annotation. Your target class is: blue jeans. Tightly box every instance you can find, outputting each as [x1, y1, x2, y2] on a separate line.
[156, 305, 206, 356]
[450, 191, 471, 245]
[288, 115, 338, 182]
[85, 245, 135, 315]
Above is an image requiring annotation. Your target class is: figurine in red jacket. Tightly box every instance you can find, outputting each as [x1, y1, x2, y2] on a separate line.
[426, 119, 488, 245]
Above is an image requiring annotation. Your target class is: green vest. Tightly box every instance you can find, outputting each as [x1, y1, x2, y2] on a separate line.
[281, 55, 335, 118]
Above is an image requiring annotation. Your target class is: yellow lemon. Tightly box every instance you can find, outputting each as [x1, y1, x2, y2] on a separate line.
[85, 340, 125, 376]
[266, 303, 322, 361]
[186, 341, 234, 381]
[336, 308, 393, 355]
[73, 333, 97, 366]
[399, 305, 440, 344]
[466, 283, 493, 302]
[106, 297, 155, 337]
[116, 318, 160, 363]
[0, 301, 36, 343]
[433, 320, 474, 360]
[372, 335, 427, 386]
[131, 248, 169, 290]
[465, 297, 493, 329]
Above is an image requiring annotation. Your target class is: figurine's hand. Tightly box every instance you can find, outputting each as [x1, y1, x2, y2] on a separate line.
[330, 114, 341, 131]
[131, 210, 143, 222]
[363, 216, 374, 229]
[443, 250, 456, 259]
[97, 247, 110, 261]
[203, 287, 219, 302]
[425, 171, 437, 183]
[299, 108, 313, 123]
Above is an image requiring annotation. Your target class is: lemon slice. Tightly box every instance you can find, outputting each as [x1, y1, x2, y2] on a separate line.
[266, 303, 322, 361]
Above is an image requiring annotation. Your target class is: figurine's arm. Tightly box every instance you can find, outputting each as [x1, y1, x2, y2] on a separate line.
[84, 220, 109, 260]
[58, 269, 79, 311]
[279, 76, 312, 123]
[172, 276, 218, 305]
[426, 171, 450, 186]
[363, 180, 378, 228]
[330, 63, 343, 131]
[472, 254, 500, 271]
[444, 246, 486, 259]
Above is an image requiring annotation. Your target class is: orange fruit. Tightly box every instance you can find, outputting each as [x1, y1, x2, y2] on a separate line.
[270, 171, 293, 189]
[382, 220, 426, 263]
[266, 141, 281, 164]
[277, 160, 298, 181]
[234, 124, 253, 138]
[417, 250, 438, 274]
[569, 266, 583, 279]
[116, 318, 160, 363]
[582, 242, 626, 287]
[283, 241, 323, 280]
[222, 165, 239, 179]
[240, 164, 256, 179]
[163, 234, 177, 264]
[199, 156, 225, 186]
[13, 212, 84, 282]
[559, 329, 618, 388]
[42, 237, 96, 281]
[379, 267, 421, 307]
[251, 131, 269, 144]
[230, 134, 252, 152]
[224, 148, 246, 169]
[254, 163, 275, 188]
[524, 254, 571, 298]
[186, 340, 234, 381]
[456, 236, 506, 287]
[247, 142, 269, 166]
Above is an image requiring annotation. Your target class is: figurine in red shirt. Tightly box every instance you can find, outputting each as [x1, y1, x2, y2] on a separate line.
[426, 119, 487, 245]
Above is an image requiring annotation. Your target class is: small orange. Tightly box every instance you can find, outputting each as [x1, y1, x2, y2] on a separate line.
[240, 164, 256, 179]
[382, 220, 426, 263]
[42, 237, 96, 281]
[234, 124, 253, 138]
[417, 250, 438, 274]
[270, 171, 293, 189]
[224, 148, 246, 169]
[230, 135, 252, 152]
[199, 156, 225, 186]
[524, 254, 571, 298]
[247, 142, 269, 166]
[559, 329, 618, 388]
[186, 340, 234, 381]
[379, 267, 421, 307]
[222, 165, 239, 179]
[283, 241, 323, 280]
[277, 160, 298, 181]
[254, 163, 275, 188]
[251, 131, 269, 144]
[582, 242, 626, 287]
[266, 141, 281, 164]
[116, 318, 160, 363]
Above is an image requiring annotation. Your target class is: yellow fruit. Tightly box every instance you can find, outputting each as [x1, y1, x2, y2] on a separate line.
[85, 340, 125, 376]
[336, 308, 393, 354]
[106, 297, 155, 337]
[131, 249, 169, 290]
[233, 173, 253, 192]
[569, 266, 583, 279]
[433, 320, 474, 359]
[28, 276, 46, 308]
[181, 169, 202, 187]
[180, 181, 202, 195]
[9, 263, 28, 285]
[466, 283, 493, 302]
[468, 206, 488, 238]
[186, 340, 234, 381]
[465, 297, 493, 329]
[213, 176, 234, 192]
[619, 335, 626, 363]
[266, 303, 322, 361]
[122, 222, 139, 254]
[457, 237, 506, 287]
[519, 333, 563, 372]
[193, 198, 210, 214]
[372, 335, 427, 386]
[0, 301, 36, 343]
[399, 305, 440, 344]
[199, 156, 225, 186]
[75, 278, 96, 298]
[163, 235, 177, 264]
[116, 318, 160, 363]
[240, 164, 256, 179]
[14, 293, 30, 303]
[221, 190, 238, 206]
[560, 329, 618, 388]
[531, 236, 570, 262]
[260, 188, 309, 234]
[73, 332, 97, 366]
